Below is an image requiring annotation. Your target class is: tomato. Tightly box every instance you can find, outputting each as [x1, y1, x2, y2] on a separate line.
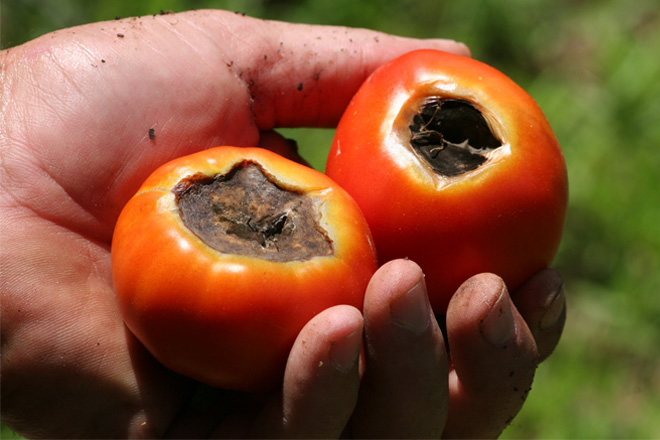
[326, 49, 568, 313]
[112, 147, 377, 391]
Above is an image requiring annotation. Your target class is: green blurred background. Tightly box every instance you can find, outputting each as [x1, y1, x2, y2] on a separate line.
[2, 0, 659, 438]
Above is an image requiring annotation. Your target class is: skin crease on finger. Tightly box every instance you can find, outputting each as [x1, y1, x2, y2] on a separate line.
[0, 10, 474, 439]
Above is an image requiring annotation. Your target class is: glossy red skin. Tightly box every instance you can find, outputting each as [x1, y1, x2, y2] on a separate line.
[326, 50, 568, 313]
[112, 147, 378, 392]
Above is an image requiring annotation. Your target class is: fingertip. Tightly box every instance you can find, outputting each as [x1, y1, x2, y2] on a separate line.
[378, 257, 425, 276]
[478, 283, 515, 348]
[254, 305, 362, 438]
[516, 268, 564, 299]
[329, 323, 363, 374]
[447, 273, 507, 331]
[512, 268, 566, 362]
[290, 305, 363, 364]
[443, 274, 540, 438]
[353, 260, 448, 439]
[425, 39, 472, 58]
[367, 259, 425, 302]
[539, 280, 565, 332]
[364, 259, 430, 333]
[321, 304, 364, 337]
[446, 272, 539, 393]
[389, 275, 431, 333]
[323, 305, 365, 370]
[283, 305, 363, 391]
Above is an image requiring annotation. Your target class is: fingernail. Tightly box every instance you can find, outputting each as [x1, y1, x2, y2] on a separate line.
[540, 282, 566, 331]
[330, 329, 362, 373]
[390, 276, 431, 333]
[480, 286, 515, 347]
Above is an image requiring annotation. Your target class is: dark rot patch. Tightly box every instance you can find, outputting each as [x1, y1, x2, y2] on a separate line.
[174, 162, 333, 262]
[409, 99, 502, 177]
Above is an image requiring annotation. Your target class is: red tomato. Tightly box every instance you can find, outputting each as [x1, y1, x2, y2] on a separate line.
[326, 50, 568, 313]
[112, 147, 377, 391]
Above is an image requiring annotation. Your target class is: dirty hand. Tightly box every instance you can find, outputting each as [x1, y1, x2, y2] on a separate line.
[0, 10, 564, 439]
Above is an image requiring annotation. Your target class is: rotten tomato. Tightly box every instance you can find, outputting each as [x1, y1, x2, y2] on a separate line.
[112, 147, 377, 391]
[325, 49, 568, 313]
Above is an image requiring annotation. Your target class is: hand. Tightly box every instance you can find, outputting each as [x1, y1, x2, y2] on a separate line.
[0, 9, 564, 439]
[162, 260, 565, 439]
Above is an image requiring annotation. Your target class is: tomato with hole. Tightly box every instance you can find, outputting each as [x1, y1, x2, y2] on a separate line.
[326, 50, 568, 313]
[112, 146, 377, 391]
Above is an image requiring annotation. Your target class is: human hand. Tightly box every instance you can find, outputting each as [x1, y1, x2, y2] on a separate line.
[244, 259, 564, 439]
[0, 9, 564, 439]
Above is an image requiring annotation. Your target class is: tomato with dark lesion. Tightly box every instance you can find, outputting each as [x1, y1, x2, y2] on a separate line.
[326, 49, 568, 313]
[111, 146, 378, 391]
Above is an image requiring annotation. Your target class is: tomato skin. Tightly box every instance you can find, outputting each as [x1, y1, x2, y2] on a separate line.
[326, 50, 568, 313]
[112, 147, 377, 392]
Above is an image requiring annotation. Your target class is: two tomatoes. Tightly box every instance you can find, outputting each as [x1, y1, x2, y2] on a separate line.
[112, 49, 567, 391]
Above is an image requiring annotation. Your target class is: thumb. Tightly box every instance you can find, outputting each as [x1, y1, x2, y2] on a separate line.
[186, 10, 470, 128]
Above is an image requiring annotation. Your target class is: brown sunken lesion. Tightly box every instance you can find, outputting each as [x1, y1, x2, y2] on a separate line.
[409, 98, 503, 177]
[173, 161, 333, 262]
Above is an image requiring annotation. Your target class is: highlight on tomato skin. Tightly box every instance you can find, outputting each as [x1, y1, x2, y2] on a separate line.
[326, 49, 568, 313]
[111, 146, 378, 392]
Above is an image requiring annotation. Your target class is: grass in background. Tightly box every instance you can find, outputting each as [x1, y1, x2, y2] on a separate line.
[3, 0, 659, 438]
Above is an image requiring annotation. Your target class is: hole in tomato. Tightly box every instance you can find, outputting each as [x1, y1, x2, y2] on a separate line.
[173, 161, 333, 262]
[409, 99, 502, 177]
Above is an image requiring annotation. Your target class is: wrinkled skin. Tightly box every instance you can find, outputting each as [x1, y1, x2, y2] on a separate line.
[0, 10, 566, 439]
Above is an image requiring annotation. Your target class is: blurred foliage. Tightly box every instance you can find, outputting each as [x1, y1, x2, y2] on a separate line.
[3, 0, 660, 438]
